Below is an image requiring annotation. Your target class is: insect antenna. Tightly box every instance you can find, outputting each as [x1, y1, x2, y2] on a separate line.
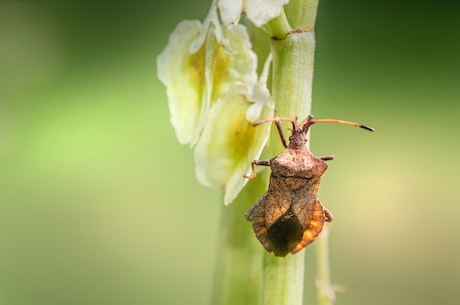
[310, 119, 375, 132]
[251, 117, 295, 127]
[252, 116, 297, 148]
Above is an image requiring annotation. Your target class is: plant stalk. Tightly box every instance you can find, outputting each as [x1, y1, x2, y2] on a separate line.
[260, 29, 316, 305]
[315, 224, 336, 305]
[212, 178, 267, 305]
[213, 1, 321, 305]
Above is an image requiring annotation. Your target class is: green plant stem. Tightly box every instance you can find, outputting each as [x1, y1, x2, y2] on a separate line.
[260, 30, 316, 305]
[285, 0, 319, 30]
[260, 1, 321, 304]
[271, 30, 316, 122]
[212, 178, 268, 305]
[213, 1, 321, 305]
[267, 11, 292, 39]
[316, 224, 335, 305]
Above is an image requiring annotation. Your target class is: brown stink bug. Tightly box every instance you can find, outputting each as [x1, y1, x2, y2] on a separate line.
[245, 114, 374, 257]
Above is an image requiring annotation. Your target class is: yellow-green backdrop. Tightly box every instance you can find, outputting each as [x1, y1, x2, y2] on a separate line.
[0, 0, 459, 304]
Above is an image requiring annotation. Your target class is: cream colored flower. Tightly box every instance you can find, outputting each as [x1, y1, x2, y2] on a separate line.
[194, 53, 273, 205]
[194, 84, 273, 205]
[157, 2, 275, 204]
[157, 10, 257, 144]
[157, 20, 203, 144]
[218, 0, 289, 27]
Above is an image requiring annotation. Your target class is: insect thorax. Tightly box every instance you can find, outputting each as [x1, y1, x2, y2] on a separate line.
[270, 147, 328, 178]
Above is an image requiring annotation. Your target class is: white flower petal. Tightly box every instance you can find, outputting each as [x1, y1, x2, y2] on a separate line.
[245, 0, 289, 27]
[218, 0, 243, 25]
[224, 24, 258, 89]
[157, 21, 257, 145]
[157, 20, 204, 144]
[194, 87, 273, 205]
[189, 26, 207, 54]
[193, 24, 258, 144]
[246, 82, 271, 122]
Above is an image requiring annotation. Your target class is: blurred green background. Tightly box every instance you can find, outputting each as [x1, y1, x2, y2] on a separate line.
[0, 0, 459, 304]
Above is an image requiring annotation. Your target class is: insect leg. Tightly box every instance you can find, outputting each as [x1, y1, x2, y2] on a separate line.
[323, 206, 334, 222]
[274, 119, 288, 148]
[318, 155, 334, 161]
[244, 160, 271, 179]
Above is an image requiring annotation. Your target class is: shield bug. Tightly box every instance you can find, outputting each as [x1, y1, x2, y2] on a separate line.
[245, 114, 374, 257]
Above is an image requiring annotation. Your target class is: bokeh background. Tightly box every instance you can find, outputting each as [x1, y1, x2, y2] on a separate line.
[0, 0, 459, 304]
